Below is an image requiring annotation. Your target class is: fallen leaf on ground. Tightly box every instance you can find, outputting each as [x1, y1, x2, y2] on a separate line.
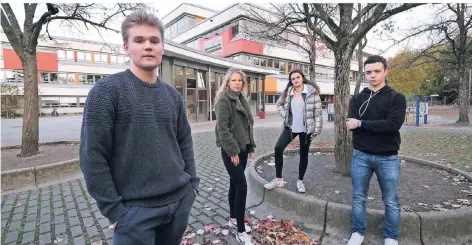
[204, 225, 214, 232]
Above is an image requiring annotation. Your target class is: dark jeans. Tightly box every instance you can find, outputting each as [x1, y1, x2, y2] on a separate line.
[112, 190, 196, 245]
[274, 127, 312, 180]
[221, 147, 249, 233]
[351, 149, 401, 240]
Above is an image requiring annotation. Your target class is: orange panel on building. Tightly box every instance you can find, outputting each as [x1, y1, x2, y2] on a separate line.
[199, 28, 264, 57]
[263, 77, 278, 94]
[195, 17, 205, 23]
[3, 48, 58, 72]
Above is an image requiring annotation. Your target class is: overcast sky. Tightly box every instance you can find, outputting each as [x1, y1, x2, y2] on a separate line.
[2, 2, 441, 59]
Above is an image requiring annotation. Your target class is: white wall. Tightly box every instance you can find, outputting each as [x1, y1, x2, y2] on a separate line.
[162, 4, 215, 25]
[58, 64, 126, 74]
[172, 4, 241, 43]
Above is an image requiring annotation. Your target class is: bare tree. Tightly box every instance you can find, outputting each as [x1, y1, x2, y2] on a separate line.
[243, 3, 423, 175]
[240, 4, 324, 80]
[1, 3, 152, 157]
[381, 4, 471, 123]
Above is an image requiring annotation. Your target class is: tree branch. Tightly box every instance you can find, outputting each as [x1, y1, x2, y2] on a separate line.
[0, 8, 24, 58]
[1, 3, 24, 40]
[24, 3, 37, 28]
[377, 4, 425, 23]
[350, 4, 376, 30]
[47, 16, 119, 32]
[349, 4, 387, 50]
[303, 3, 335, 49]
[313, 3, 340, 36]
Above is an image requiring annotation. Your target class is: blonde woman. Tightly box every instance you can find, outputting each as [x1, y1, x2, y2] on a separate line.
[264, 69, 323, 193]
[215, 68, 256, 245]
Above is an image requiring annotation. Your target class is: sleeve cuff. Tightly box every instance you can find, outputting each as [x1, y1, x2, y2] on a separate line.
[106, 203, 127, 224]
[190, 177, 200, 192]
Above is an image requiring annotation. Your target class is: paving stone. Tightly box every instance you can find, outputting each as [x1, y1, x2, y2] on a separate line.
[86, 225, 99, 238]
[8, 220, 21, 231]
[80, 210, 92, 218]
[22, 231, 36, 244]
[55, 215, 65, 224]
[39, 233, 52, 245]
[40, 214, 50, 224]
[55, 235, 70, 245]
[196, 214, 213, 225]
[67, 209, 78, 217]
[55, 224, 67, 235]
[40, 223, 51, 234]
[24, 221, 36, 232]
[70, 225, 83, 237]
[5, 231, 18, 244]
[103, 227, 114, 240]
[11, 213, 23, 221]
[99, 218, 110, 229]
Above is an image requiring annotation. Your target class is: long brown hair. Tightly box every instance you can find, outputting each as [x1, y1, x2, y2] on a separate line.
[280, 69, 320, 104]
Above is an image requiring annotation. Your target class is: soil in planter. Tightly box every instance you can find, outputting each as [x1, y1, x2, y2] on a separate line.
[1, 143, 80, 171]
[257, 153, 472, 212]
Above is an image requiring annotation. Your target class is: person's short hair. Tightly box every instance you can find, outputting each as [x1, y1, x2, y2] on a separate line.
[364, 55, 387, 70]
[121, 11, 165, 44]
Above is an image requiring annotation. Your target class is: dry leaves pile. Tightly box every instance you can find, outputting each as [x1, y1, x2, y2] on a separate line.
[180, 215, 320, 245]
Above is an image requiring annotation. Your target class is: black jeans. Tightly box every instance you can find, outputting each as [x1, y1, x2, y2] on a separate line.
[274, 127, 312, 180]
[112, 190, 196, 245]
[221, 147, 249, 233]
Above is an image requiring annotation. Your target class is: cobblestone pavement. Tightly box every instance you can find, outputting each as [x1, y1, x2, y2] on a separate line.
[2, 117, 472, 244]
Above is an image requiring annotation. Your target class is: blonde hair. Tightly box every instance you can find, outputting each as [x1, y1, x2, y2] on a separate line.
[214, 68, 248, 104]
[121, 11, 165, 44]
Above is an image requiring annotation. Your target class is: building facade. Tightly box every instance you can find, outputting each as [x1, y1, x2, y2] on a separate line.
[164, 3, 371, 107]
[1, 30, 278, 122]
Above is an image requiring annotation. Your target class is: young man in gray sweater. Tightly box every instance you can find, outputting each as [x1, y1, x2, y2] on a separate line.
[79, 11, 199, 245]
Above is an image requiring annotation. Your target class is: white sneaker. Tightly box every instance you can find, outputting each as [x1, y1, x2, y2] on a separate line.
[297, 180, 306, 193]
[228, 218, 252, 233]
[264, 178, 284, 189]
[347, 232, 364, 245]
[236, 232, 254, 245]
[384, 238, 398, 245]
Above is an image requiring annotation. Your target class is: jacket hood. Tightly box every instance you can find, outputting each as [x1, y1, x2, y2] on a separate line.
[361, 85, 393, 94]
[289, 84, 316, 95]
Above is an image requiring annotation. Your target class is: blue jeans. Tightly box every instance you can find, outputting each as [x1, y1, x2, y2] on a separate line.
[351, 149, 401, 240]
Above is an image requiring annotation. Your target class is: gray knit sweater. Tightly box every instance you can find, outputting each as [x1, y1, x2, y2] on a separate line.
[79, 69, 199, 223]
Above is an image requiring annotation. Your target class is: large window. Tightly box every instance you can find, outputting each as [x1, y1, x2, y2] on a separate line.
[232, 24, 239, 39]
[173, 65, 185, 96]
[265, 94, 281, 104]
[4, 70, 23, 83]
[57, 50, 74, 60]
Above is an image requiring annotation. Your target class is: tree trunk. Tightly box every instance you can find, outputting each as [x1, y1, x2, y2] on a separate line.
[458, 64, 470, 123]
[333, 51, 353, 175]
[456, 3, 470, 123]
[19, 53, 39, 157]
[354, 3, 363, 95]
[310, 51, 316, 80]
[354, 41, 363, 94]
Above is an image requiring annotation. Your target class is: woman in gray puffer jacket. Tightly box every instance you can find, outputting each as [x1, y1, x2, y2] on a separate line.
[264, 69, 323, 193]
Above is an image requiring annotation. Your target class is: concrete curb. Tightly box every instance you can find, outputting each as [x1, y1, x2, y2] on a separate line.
[1, 158, 80, 192]
[1, 141, 80, 150]
[248, 148, 472, 244]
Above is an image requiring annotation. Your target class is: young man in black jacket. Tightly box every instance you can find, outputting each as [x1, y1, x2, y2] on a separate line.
[346, 55, 406, 245]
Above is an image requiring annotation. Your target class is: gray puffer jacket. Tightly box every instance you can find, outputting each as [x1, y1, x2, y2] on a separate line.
[276, 84, 323, 135]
